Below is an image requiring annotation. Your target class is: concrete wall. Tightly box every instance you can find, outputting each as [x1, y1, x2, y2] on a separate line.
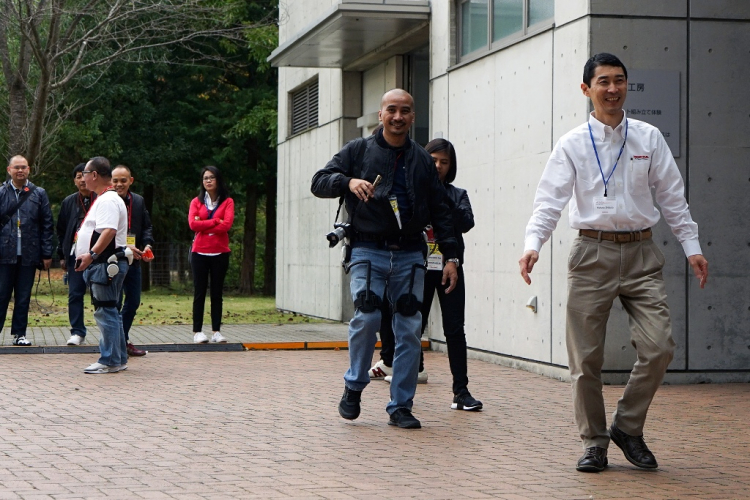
[275, 0, 750, 381]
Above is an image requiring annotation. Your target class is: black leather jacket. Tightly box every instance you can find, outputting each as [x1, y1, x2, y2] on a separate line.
[443, 183, 474, 264]
[0, 181, 54, 266]
[311, 132, 458, 259]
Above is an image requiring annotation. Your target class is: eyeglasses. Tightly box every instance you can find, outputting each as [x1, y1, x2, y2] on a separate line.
[8, 165, 28, 170]
[82, 170, 94, 175]
[203, 176, 216, 181]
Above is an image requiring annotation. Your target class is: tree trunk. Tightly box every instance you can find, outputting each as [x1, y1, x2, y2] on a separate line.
[263, 173, 276, 296]
[7, 79, 28, 156]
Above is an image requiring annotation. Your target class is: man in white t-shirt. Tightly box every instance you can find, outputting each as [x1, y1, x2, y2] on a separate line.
[75, 156, 130, 374]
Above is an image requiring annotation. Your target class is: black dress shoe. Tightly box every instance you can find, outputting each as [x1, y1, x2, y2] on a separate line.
[609, 424, 658, 469]
[576, 446, 608, 472]
[388, 408, 421, 429]
[338, 387, 361, 420]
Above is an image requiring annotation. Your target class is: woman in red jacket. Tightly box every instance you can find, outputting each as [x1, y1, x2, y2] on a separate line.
[188, 166, 235, 343]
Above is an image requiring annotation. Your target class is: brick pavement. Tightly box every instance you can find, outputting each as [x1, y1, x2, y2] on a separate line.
[0, 349, 748, 499]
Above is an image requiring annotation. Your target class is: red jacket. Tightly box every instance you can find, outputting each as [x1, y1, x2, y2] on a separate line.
[188, 197, 235, 254]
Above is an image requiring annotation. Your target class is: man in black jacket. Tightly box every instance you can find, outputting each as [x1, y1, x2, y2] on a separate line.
[311, 89, 458, 429]
[58, 163, 96, 346]
[0, 155, 54, 346]
[112, 165, 154, 357]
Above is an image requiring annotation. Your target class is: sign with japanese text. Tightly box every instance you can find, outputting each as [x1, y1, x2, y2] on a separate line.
[625, 69, 681, 157]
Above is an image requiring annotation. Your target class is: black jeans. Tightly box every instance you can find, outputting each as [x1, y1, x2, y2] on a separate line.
[380, 267, 469, 395]
[0, 258, 37, 337]
[191, 252, 230, 332]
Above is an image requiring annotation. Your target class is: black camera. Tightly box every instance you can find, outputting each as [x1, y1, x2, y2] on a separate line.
[326, 222, 351, 248]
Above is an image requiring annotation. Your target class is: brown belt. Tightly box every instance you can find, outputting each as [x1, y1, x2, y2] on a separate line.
[578, 228, 652, 243]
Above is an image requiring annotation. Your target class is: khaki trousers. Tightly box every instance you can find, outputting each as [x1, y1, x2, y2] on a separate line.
[566, 235, 675, 449]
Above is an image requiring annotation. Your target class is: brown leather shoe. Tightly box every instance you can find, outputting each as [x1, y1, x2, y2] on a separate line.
[127, 342, 148, 357]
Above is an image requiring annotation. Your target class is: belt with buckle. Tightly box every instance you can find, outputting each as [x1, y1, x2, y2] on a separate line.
[578, 228, 652, 243]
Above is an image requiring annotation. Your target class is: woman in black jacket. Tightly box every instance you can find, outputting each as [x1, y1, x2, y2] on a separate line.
[370, 138, 482, 411]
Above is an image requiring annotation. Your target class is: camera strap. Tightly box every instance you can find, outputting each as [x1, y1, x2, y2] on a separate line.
[0, 184, 37, 231]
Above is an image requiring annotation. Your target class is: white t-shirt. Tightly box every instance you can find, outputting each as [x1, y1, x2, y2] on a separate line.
[75, 189, 128, 257]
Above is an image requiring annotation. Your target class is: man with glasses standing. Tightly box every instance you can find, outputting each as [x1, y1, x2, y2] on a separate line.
[0, 155, 54, 346]
[76, 157, 130, 373]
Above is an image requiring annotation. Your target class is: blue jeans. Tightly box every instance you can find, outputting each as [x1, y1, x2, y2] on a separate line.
[84, 261, 129, 367]
[66, 256, 87, 338]
[346, 245, 425, 415]
[118, 263, 141, 339]
[0, 259, 36, 337]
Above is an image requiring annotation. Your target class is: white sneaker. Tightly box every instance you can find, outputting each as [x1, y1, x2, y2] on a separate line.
[84, 362, 115, 374]
[194, 332, 209, 343]
[111, 364, 128, 373]
[368, 360, 393, 379]
[211, 331, 227, 343]
[384, 370, 428, 384]
[67, 334, 84, 346]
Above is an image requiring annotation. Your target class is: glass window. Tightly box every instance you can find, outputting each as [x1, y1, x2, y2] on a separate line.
[493, 0, 523, 41]
[457, 0, 553, 61]
[461, 0, 488, 56]
[528, 0, 554, 26]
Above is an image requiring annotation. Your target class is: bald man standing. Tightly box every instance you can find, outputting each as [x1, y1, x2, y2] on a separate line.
[312, 89, 458, 429]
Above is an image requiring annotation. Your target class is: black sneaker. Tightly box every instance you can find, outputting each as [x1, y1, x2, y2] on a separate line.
[13, 336, 31, 346]
[388, 408, 421, 429]
[338, 387, 361, 420]
[451, 392, 483, 411]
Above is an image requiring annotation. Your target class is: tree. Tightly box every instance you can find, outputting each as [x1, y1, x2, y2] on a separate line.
[0, 0, 273, 171]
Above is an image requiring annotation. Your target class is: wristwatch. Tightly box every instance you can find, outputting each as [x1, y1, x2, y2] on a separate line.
[446, 258, 460, 267]
[89, 250, 99, 260]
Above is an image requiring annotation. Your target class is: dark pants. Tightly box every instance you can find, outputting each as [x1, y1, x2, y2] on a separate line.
[191, 252, 230, 333]
[380, 267, 470, 395]
[0, 258, 37, 337]
[66, 255, 88, 338]
[118, 263, 141, 340]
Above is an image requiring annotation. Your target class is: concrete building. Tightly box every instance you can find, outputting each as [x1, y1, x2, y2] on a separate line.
[269, 0, 750, 383]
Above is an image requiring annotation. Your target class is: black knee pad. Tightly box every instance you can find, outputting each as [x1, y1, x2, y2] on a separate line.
[395, 294, 421, 317]
[354, 290, 382, 313]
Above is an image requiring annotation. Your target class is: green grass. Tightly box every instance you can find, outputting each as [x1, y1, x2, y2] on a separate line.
[24, 269, 329, 328]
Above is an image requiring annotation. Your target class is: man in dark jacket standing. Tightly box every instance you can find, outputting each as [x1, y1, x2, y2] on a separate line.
[112, 165, 154, 357]
[311, 89, 458, 429]
[0, 155, 54, 346]
[58, 163, 96, 346]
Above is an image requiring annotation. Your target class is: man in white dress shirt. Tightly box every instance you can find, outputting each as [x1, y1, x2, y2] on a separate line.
[518, 53, 709, 473]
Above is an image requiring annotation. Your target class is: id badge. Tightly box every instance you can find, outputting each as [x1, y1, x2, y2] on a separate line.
[127, 233, 136, 246]
[424, 226, 442, 270]
[388, 195, 402, 229]
[594, 196, 617, 215]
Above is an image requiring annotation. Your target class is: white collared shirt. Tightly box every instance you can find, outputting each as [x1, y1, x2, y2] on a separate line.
[524, 112, 701, 257]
